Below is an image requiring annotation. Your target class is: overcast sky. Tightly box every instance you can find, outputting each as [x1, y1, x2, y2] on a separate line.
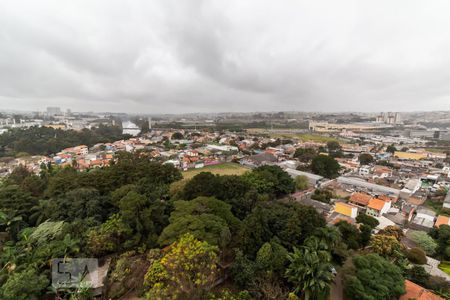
[1, 0, 450, 114]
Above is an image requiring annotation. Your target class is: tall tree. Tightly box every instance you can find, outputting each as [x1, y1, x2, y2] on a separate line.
[429, 224, 450, 258]
[358, 153, 374, 165]
[238, 202, 326, 257]
[368, 234, 403, 259]
[386, 144, 397, 154]
[182, 172, 220, 200]
[144, 234, 219, 300]
[326, 141, 341, 152]
[243, 165, 295, 197]
[294, 148, 317, 163]
[343, 254, 405, 300]
[158, 197, 240, 248]
[311, 155, 340, 179]
[335, 221, 362, 250]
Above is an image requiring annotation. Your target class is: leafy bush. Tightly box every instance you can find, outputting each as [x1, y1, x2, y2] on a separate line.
[406, 265, 430, 286]
[406, 247, 427, 265]
[311, 189, 334, 203]
[295, 175, 309, 191]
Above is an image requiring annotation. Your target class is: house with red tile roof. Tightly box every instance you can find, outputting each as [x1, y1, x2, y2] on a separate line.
[400, 280, 443, 300]
[76, 159, 90, 170]
[366, 198, 391, 217]
[435, 215, 450, 228]
[348, 192, 372, 208]
[377, 194, 397, 204]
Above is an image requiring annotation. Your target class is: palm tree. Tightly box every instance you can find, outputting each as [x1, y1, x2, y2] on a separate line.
[308, 227, 342, 251]
[285, 243, 333, 300]
[0, 210, 22, 229]
[0, 210, 24, 241]
[28, 200, 51, 226]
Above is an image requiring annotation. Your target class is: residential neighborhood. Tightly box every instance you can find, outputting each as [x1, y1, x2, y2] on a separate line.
[1, 109, 450, 298]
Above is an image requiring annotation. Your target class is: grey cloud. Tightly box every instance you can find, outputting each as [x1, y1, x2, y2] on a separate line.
[1, 0, 450, 113]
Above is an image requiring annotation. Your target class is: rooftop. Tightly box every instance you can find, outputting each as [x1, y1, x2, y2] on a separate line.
[336, 202, 356, 209]
[368, 198, 386, 211]
[337, 176, 400, 196]
[247, 152, 277, 163]
[411, 216, 435, 229]
[377, 194, 397, 203]
[285, 168, 324, 181]
[400, 280, 444, 300]
[435, 215, 450, 228]
[349, 192, 372, 206]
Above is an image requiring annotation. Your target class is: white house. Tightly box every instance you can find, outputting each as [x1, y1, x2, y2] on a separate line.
[359, 166, 371, 177]
[405, 179, 422, 194]
[411, 207, 436, 229]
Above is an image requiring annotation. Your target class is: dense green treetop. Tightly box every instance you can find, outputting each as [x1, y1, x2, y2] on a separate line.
[238, 202, 326, 258]
[293, 148, 317, 163]
[158, 197, 240, 247]
[355, 214, 379, 229]
[0, 125, 129, 156]
[343, 254, 405, 300]
[310, 155, 340, 179]
[429, 224, 450, 259]
[358, 153, 374, 165]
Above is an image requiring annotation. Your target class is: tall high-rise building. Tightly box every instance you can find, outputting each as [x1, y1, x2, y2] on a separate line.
[375, 112, 401, 125]
[46, 106, 61, 116]
[393, 112, 401, 124]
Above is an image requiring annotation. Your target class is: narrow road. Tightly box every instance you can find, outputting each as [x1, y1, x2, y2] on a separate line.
[330, 272, 343, 300]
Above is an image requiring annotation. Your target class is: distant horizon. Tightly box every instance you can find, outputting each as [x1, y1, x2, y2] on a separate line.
[1, 107, 450, 116]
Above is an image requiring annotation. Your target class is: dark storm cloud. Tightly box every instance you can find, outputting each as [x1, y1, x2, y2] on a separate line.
[1, 0, 450, 113]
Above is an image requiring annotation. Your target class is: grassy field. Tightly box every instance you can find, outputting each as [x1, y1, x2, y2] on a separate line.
[182, 163, 250, 179]
[270, 133, 340, 143]
[246, 129, 341, 143]
[439, 261, 450, 276]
